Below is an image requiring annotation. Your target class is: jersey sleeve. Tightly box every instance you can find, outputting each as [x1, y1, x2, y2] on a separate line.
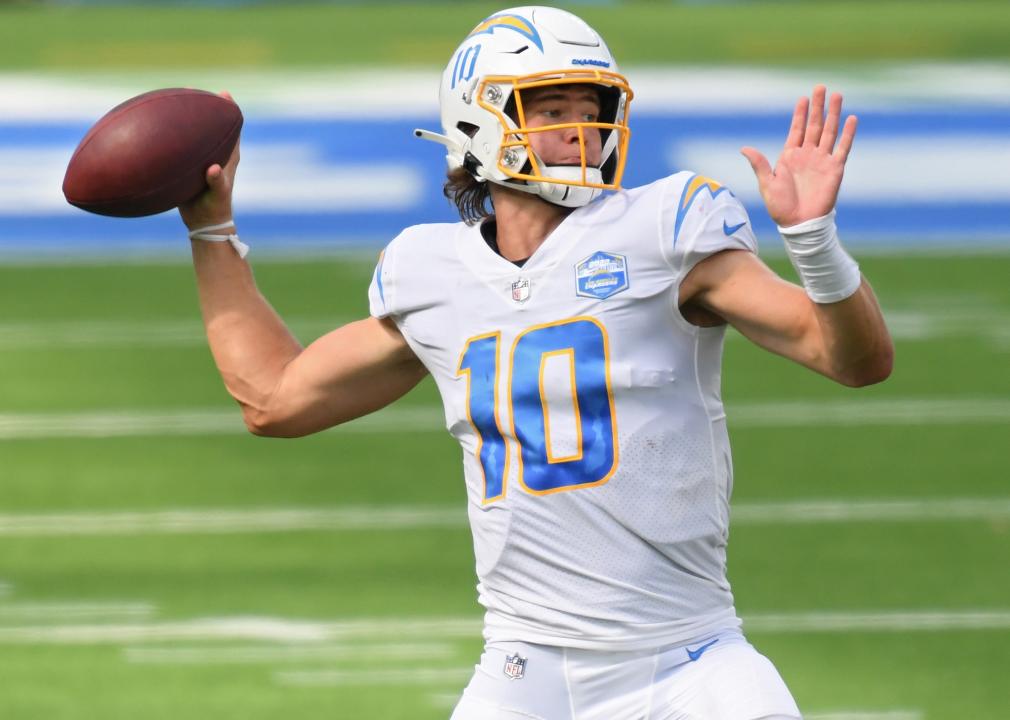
[368, 237, 399, 319]
[659, 173, 759, 280]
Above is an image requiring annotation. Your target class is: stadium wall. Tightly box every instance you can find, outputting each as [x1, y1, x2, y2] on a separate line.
[1, 65, 1007, 258]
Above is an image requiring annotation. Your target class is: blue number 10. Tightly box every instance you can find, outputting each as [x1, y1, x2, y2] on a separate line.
[457, 317, 618, 503]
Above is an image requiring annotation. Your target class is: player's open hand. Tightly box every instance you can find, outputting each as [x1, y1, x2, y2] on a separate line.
[178, 90, 241, 232]
[741, 85, 856, 227]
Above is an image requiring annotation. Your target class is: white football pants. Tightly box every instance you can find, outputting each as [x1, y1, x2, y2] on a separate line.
[449, 628, 801, 720]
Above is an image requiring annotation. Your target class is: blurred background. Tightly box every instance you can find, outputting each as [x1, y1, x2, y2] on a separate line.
[0, 2, 1008, 719]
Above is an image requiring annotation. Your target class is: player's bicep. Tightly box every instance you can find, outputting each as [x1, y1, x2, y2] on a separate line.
[687, 250, 823, 368]
[249, 316, 427, 437]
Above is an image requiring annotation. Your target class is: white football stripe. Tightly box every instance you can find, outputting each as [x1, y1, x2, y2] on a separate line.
[1, 397, 1009, 441]
[5, 308, 1009, 350]
[744, 611, 1010, 633]
[0, 506, 467, 536]
[727, 398, 1010, 427]
[123, 642, 454, 665]
[0, 405, 441, 438]
[2, 611, 1008, 645]
[0, 498, 1006, 538]
[0, 617, 479, 644]
[0, 602, 154, 622]
[0, 316, 350, 349]
[276, 667, 473, 687]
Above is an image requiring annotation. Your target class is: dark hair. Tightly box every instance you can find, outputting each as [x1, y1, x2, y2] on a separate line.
[443, 166, 493, 225]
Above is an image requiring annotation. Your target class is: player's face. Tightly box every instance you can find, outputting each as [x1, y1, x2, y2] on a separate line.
[520, 85, 603, 168]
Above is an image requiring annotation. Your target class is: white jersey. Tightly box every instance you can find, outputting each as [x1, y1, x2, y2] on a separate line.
[368, 171, 758, 651]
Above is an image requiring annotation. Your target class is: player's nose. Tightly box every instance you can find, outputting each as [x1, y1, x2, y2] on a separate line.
[561, 123, 581, 143]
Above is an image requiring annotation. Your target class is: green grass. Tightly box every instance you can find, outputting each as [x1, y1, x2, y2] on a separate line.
[0, 253, 1008, 718]
[1, 1, 1010, 70]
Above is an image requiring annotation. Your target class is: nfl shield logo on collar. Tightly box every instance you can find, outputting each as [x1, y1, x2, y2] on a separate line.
[575, 251, 629, 300]
[511, 277, 531, 303]
[503, 652, 527, 680]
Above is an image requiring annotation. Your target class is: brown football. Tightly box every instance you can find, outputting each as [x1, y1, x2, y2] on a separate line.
[62, 88, 243, 218]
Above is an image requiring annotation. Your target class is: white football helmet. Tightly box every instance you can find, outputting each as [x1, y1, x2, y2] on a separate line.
[416, 6, 633, 208]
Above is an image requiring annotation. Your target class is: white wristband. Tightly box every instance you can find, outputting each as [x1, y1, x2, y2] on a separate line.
[188, 219, 250, 259]
[777, 210, 860, 304]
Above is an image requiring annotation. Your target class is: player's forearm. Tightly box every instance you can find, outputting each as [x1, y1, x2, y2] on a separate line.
[191, 240, 303, 413]
[810, 278, 893, 387]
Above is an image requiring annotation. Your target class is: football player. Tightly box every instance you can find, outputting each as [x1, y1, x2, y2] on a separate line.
[179, 6, 892, 719]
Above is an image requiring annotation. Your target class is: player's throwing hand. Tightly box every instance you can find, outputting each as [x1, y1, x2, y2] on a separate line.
[178, 90, 241, 232]
[741, 85, 857, 227]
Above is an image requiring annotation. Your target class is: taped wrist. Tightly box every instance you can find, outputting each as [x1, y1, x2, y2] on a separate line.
[778, 210, 860, 303]
[188, 219, 250, 259]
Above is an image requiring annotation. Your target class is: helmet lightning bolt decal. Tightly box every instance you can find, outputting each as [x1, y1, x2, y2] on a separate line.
[467, 14, 544, 51]
[673, 174, 733, 246]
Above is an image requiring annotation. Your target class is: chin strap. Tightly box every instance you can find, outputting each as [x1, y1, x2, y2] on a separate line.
[188, 220, 250, 259]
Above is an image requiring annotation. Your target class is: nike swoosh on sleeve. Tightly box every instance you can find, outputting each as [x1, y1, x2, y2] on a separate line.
[723, 220, 747, 236]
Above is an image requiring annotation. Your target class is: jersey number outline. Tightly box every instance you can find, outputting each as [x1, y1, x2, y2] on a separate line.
[457, 317, 618, 503]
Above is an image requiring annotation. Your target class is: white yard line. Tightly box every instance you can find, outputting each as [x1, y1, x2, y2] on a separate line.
[0, 601, 154, 622]
[2, 397, 1010, 441]
[0, 317, 347, 349]
[1, 309, 1006, 349]
[731, 498, 1010, 523]
[0, 506, 467, 536]
[744, 610, 1010, 633]
[277, 667, 473, 687]
[123, 641, 455, 665]
[727, 398, 1010, 427]
[0, 616, 480, 644]
[0, 405, 442, 439]
[0, 497, 1006, 538]
[0, 617, 341, 644]
[3, 610, 1009, 645]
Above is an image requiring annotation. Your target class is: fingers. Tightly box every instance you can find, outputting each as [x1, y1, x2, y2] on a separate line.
[803, 85, 826, 147]
[785, 96, 807, 148]
[834, 114, 858, 162]
[224, 140, 241, 169]
[820, 92, 842, 152]
[741, 146, 773, 186]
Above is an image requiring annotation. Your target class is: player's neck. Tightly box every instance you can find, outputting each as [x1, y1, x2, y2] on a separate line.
[489, 185, 572, 262]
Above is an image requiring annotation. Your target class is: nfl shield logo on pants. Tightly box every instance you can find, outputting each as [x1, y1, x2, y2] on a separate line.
[503, 653, 527, 680]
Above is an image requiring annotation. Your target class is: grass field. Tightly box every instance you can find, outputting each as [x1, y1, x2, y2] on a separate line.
[2, 1, 1010, 70]
[0, 252, 1008, 719]
[1, 0, 1008, 716]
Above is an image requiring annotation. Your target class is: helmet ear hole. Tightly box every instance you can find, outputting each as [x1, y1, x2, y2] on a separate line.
[457, 121, 479, 138]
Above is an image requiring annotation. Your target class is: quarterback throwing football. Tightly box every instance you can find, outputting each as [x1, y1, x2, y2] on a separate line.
[180, 6, 892, 719]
